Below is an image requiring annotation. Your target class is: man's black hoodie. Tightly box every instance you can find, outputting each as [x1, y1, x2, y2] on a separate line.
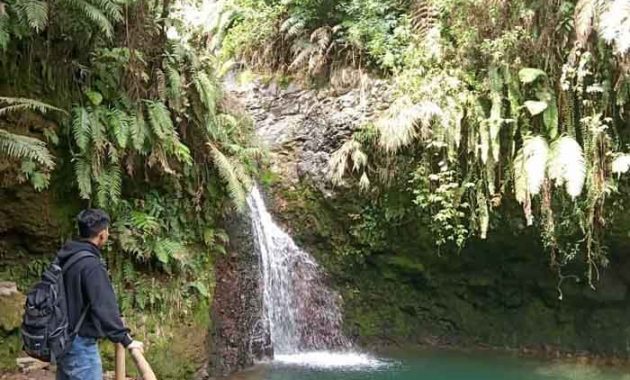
[57, 240, 132, 347]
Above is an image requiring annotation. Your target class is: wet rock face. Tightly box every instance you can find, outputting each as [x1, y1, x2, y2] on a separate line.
[208, 212, 271, 378]
[0, 186, 63, 257]
[225, 74, 394, 194]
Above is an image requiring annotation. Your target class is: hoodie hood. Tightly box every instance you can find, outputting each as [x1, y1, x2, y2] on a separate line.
[57, 240, 101, 261]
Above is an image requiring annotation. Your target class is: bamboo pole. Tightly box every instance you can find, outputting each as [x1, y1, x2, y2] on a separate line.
[115, 344, 126, 380]
[130, 348, 157, 380]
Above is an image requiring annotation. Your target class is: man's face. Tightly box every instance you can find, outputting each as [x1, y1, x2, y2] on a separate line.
[96, 227, 110, 248]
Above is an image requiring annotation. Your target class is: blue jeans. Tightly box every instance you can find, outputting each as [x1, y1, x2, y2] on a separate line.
[56, 336, 102, 380]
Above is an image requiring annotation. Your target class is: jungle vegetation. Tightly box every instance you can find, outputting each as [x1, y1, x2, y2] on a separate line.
[212, 0, 630, 287]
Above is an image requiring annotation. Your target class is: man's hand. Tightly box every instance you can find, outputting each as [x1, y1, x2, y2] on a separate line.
[127, 340, 144, 353]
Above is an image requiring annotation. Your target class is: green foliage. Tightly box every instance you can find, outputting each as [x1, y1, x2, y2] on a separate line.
[0, 1, 258, 374]
[0, 129, 54, 170]
[219, 0, 414, 75]
[321, 0, 630, 285]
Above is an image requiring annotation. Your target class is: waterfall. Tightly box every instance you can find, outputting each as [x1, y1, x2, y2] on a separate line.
[247, 186, 349, 355]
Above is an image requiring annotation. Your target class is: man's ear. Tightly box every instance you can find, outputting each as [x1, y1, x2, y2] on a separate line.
[97, 229, 108, 245]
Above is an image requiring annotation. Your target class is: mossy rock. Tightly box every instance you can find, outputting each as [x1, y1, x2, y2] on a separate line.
[0, 282, 25, 332]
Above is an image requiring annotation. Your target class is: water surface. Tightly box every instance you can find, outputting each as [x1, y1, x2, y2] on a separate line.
[227, 350, 630, 380]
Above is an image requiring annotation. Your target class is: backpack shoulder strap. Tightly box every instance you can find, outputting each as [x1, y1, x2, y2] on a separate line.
[61, 251, 98, 274]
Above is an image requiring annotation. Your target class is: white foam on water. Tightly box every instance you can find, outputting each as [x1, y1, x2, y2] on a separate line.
[273, 351, 387, 369]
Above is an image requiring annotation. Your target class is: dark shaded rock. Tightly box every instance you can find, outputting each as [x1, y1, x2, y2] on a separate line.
[583, 270, 628, 302]
[0, 187, 62, 256]
[208, 211, 271, 378]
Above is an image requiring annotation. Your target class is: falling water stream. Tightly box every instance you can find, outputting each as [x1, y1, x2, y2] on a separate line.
[247, 186, 377, 366]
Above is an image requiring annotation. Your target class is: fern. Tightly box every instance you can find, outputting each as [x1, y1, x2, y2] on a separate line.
[410, 0, 439, 39]
[377, 97, 442, 153]
[359, 172, 370, 192]
[89, 0, 123, 22]
[0, 16, 10, 50]
[130, 211, 160, 233]
[95, 164, 122, 207]
[514, 135, 549, 203]
[165, 64, 183, 108]
[146, 101, 173, 140]
[192, 71, 218, 113]
[574, 0, 597, 47]
[129, 109, 148, 152]
[280, 15, 306, 37]
[72, 107, 91, 151]
[0, 128, 55, 169]
[0, 97, 66, 116]
[328, 139, 367, 186]
[547, 136, 586, 199]
[88, 108, 107, 150]
[173, 141, 192, 164]
[153, 238, 187, 265]
[208, 143, 247, 211]
[106, 108, 129, 149]
[14, 0, 48, 31]
[60, 0, 115, 38]
[289, 41, 317, 72]
[74, 156, 93, 199]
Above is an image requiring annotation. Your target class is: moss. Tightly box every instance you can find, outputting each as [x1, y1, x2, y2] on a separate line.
[0, 290, 25, 332]
[0, 333, 22, 371]
[99, 303, 209, 379]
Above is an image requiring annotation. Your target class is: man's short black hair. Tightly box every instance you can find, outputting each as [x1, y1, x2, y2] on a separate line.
[77, 209, 110, 238]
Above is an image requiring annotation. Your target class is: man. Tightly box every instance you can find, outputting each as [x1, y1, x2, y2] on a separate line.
[56, 209, 143, 380]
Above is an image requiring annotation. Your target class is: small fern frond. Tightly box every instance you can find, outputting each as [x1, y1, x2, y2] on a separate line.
[280, 15, 306, 37]
[376, 97, 442, 153]
[310, 26, 332, 51]
[146, 101, 173, 141]
[14, 0, 48, 31]
[410, 0, 439, 39]
[208, 143, 247, 211]
[193, 70, 219, 112]
[328, 139, 367, 186]
[514, 135, 549, 200]
[129, 109, 148, 152]
[153, 238, 187, 265]
[61, 0, 115, 37]
[0, 128, 55, 169]
[88, 108, 107, 150]
[548, 136, 586, 198]
[95, 164, 122, 207]
[0, 97, 66, 116]
[130, 211, 160, 233]
[89, 0, 122, 21]
[289, 40, 316, 72]
[165, 64, 183, 108]
[574, 0, 598, 47]
[71, 107, 91, 151]
[106, 108, 129, 149]
[73, 156, 93, 199]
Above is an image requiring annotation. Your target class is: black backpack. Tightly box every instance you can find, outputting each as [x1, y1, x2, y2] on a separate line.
[20, 251, 95, 363]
